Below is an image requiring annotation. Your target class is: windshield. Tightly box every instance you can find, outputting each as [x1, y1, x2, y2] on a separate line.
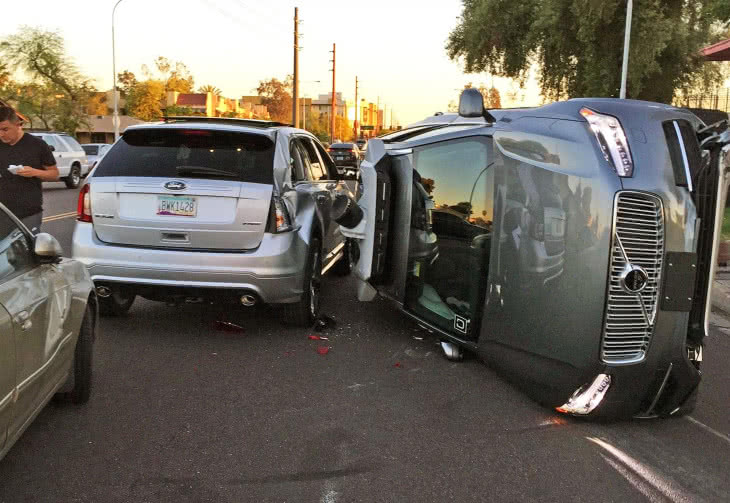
[93, 128, 275, 183]
[82, 145, 98, 155]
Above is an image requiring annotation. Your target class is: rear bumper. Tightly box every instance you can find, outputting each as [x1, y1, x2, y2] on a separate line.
[71, 222, 307, 304]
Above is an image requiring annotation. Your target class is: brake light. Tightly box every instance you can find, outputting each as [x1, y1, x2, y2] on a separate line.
[77, 184, 92, 222]
[267, 196, 294, 233]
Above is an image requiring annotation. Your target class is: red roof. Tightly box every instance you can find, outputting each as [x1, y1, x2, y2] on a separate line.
[176, 94, 207, 106]
[701, 38, 730, 61]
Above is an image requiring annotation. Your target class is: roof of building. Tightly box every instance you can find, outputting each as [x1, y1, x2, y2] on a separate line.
[701, 38, 730, 61]
[176, 94, 208, 106]
[75, 115, 148, 133]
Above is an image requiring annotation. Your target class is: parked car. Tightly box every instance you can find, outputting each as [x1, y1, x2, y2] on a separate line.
[72, 117, 354, 326]
[82, 143, 112, 172]
[29, 132, 90, 188]
[336, 89, 730, 420]
[0, 202, 96, 462]
[328, 143, 361, 178]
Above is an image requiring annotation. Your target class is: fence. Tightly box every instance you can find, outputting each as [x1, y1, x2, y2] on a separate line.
[676, 91, 730, 113]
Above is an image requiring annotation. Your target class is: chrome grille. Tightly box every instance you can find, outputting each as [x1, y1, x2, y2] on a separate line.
[602, 192, 664, 363]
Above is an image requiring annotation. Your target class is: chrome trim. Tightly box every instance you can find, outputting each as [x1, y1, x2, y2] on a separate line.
[16, 332, 73, 394]
[601, 191, 664, 364]
[0, 389, 14, 411]
[672, 121, 693, 192]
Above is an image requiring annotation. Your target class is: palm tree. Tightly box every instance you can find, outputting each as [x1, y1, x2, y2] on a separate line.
[198, 85, 222, 97]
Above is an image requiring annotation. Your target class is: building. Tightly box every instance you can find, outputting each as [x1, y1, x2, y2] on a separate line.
[75, 115, 148, 144]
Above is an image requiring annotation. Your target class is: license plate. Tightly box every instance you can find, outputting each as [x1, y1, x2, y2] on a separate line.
[157, 196, 197, 217]
[336, 155, 344, 160]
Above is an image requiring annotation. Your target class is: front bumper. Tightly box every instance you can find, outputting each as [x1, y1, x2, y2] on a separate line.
[71, 222, 308, 304]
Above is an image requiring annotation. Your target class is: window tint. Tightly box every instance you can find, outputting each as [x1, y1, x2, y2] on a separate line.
[663, 119, 702, 189]
[94, 129, 275, 183]
[290, 140, 308, 182]
[83, 145, 99, 155]
[300, 138, 326, 180]
[0, 211, 33, 282]
[312, 140, 337, 179]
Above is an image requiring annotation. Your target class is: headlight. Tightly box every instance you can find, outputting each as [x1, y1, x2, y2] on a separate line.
[580, 107, 634, 177]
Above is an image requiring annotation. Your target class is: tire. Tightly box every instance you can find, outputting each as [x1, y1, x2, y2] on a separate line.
[98, 288, 136, 317]
[69, 303, 95, 404]
[283, 237, 322, 327]
[65, 165, 81, 189]
[333, 239, 355, 276]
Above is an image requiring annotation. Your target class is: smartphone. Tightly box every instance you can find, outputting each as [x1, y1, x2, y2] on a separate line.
[7, 165, 23, 174]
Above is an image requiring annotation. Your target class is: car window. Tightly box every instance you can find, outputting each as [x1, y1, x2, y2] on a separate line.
[62, 136, 84, 152]
[0, 210, 33, 282]
[290, 140, 308, 182]
[94, 129, 275, 183]
[51, 135, 70, 152]
[39, 135, 62, 152]
[300, 138, 327, 180]
[312, 140, 337, 179]
[83, 145, 99, 155]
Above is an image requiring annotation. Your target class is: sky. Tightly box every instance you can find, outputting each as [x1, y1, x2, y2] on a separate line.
[1, 0, 544, 126]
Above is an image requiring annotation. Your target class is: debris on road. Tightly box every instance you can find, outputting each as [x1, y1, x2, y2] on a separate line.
[308, 335, 329, 340]
[314, 314, 337, 332]
[394, 362, 402, 368]
[213, 320, 244, 333]
[317, 346, 330, 355]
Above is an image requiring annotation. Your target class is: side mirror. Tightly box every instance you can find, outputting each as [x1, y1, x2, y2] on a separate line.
[34, 233, 63, 261]
[458, 88, 496, 124]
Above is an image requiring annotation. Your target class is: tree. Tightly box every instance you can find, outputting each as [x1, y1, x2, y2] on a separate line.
[256, 76, 292, 123]
[164, 104, 195, 116]
[86, 93, 109, 115]
[199, 85, 222, 96]
[446, 0, 730, 103]
[126, 80, 166, 121]
[142, 56, 194, 93]
[0, 26, 93, 133]
[116, 70, 138, 96]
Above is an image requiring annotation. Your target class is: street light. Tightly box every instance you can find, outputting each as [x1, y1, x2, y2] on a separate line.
[620, 0, 633, 99]
[112, 0, 124, 141]
[300, 80, 320, 130]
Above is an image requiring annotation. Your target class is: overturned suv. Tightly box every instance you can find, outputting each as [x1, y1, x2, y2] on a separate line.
[335, 89, 730, 419]
[72, 117, 354, 326]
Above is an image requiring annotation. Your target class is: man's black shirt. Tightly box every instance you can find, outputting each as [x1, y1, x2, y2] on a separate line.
[0, 133, 56, 218]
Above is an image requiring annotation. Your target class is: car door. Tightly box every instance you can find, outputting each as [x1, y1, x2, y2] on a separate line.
[41, 134, 70, 177]
[299, 137, 344, 260]
[60, 136, 89, 175]
[0, 303, 15, 454]
[0, 209, 72, 441]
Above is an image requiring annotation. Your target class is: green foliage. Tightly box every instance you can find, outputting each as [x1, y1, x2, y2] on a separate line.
[256, 76, 293, 123]
[447, 0, 730, 103]
[0, 26, 93, 133]
[164, 104, 196, 116]
[126, 80, 166, 121]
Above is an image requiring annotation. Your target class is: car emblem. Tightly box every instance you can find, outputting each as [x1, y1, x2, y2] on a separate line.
[620, 265, 649, 294]
[164, 181, 187, 191]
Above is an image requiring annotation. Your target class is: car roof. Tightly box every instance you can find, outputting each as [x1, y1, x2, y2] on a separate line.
[125, 121, 281, 139]
[330, 143, 355, 148]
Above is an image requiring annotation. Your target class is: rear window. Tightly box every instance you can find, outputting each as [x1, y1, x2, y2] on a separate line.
[94, 128, 275, 184]
[330, 143, 354, 149]
[82, 145, 98, 155]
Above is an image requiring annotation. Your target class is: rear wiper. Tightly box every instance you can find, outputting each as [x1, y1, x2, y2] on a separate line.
[175, 165, 237, 178]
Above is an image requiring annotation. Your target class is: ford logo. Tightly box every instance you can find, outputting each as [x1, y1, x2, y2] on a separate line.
[164, 181, 187, 191]
[621, 265, 649, 294]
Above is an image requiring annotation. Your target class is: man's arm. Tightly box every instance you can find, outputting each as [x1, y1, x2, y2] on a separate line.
[17, 164, 59, 181]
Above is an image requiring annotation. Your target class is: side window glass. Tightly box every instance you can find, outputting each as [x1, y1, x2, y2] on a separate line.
[63, 136, 83, 152]
[293, 140, 313, 181]
[52, 136, 70, 152]
[0, 211, 33, 282]
[301, 139, 325, 180]
[289, 140, 307, 182]
[313, 140, 337, 179]
[41, 135, 59, 151]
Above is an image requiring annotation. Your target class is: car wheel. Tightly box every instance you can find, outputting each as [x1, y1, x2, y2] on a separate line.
[98, 288, 136, 317]
[65, 165, 81, 189]
[283, 237, 322, 327]
[66, 303, 95, 404]
[332, 239, 355, 276]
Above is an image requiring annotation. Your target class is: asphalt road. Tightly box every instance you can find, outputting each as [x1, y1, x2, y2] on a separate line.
[0, 184, 729, 502]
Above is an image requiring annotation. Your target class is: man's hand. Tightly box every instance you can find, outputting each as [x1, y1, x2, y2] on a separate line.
[17, 165, 59, 181]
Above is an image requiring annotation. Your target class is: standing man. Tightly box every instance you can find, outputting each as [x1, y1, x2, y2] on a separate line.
[0, 106, 59, 234]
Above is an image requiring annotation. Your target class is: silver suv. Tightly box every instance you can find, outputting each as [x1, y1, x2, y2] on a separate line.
[72, 117, 354, 326]
[29, 132, 90, 188]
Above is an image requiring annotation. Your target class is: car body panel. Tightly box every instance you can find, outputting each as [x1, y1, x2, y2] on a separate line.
[0, 304, 14, 453]
[82, 143, 112, 173]
[0, 204, 93, 461]
[29, 133, 89, 178]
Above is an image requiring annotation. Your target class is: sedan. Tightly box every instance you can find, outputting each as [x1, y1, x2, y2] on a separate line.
[328, 143, 361, 179]
[0, 203, 96, 462]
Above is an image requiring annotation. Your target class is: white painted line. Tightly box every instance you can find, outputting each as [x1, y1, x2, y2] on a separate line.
[686, 416, 730, 446]
[320, 480, 338, 503]
[587, 437, 694, 503]
[599, 453, 666, 503]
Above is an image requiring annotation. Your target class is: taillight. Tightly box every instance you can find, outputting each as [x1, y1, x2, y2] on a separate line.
[266, 196, 293, 233]
[77, 184, 92, 222]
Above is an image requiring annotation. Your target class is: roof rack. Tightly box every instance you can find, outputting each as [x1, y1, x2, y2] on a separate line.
[159, 116, 293, 128]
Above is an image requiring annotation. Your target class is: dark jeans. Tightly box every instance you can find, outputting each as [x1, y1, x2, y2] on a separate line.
[20, 212, 42, 235]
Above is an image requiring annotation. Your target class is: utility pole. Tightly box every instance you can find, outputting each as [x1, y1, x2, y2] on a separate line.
[329, 43, 336, 143]
[292, 7, 299, 127]
[376, 96, 380, 134]
[620, 0, 633, 99]
[354, 76, 358, 139]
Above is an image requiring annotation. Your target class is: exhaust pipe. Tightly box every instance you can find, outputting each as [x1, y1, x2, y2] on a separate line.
[96, 285, 112, 298]
[240, 294, 257, 307]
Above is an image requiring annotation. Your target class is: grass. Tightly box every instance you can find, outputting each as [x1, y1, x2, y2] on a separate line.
[723, 208, 730, 241]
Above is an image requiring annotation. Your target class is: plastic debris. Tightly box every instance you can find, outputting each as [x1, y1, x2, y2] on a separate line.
[308, 335, 329, 341]
[314, 314, 337, 332]
[394, 362, 402, 368]
[317, 346, 330, 355]
[412, 336, 424, 341]
[213, 320, 244, 333]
